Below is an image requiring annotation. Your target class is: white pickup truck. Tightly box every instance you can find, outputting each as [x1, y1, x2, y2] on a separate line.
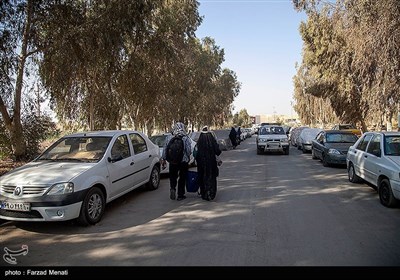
[256, 125, 290, 155]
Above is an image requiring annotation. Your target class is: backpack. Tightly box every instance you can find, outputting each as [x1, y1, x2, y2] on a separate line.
[166, 135, 184, 164]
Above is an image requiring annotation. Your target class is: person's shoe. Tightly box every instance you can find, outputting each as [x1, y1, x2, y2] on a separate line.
[177, 195, 186, 201]
[170, 189, 176, 200]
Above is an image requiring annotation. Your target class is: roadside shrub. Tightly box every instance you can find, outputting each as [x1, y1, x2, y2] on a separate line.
[0, 115, 59, 160]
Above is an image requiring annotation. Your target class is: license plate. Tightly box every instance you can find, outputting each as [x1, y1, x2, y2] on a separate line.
[0, 201, 31, 212]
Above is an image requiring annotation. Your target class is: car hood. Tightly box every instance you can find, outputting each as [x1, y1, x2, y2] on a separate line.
[387, 156, 400, 168]
[0, 161, 95, 185]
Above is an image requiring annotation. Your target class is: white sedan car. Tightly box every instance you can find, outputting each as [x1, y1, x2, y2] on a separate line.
[0, 130, 161, 225]
[346, 131, 400, 207]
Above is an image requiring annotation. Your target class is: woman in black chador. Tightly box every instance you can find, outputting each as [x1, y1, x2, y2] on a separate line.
[195, 127, 222, 201]
[229, 127, 237, 149]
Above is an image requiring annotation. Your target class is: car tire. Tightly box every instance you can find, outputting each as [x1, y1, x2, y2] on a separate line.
[284, 147, 289, 155]
[146, 165, 160, 191]
[302, 145, 306, 153]
[77, 187, 105, 226]
[322, 154, 329, 167]
[257, 147, 262, 155]
[379, 179, 398, 208]
[348, 163, 361, 183]
[311, 148, 317, 159]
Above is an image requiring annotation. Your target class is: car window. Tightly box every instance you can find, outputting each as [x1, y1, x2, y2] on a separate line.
[316, 132, 324, 142]
[356, 134, 373, 151]
[326, 133, 358, 143]
[384, 135, 400, 156]
[366, 134, 381, 157]
[129, 133, 148, 154]
[37, 136, 111, 162]
[111, 135, 131, 160]
[149, 135, 167, 147]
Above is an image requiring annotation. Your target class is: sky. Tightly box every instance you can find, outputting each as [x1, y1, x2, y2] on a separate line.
[195, 0, 307, 117]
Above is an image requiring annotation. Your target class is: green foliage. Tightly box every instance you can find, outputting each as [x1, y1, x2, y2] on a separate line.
[293, 0, 400, 131]
[1, 0, 241, 161]
[0, 114, 58, 160]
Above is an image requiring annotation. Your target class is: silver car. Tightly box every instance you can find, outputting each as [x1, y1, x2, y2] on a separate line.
[346, 131, 400, 207]
[0, 130, 161, 225]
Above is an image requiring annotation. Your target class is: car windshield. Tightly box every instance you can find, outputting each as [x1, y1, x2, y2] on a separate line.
[326, 133, 358, 143]
[384, 136, 400, 156]
[259, 126, 285, 135]
[149, 135, 169, 147]
[37, 136, 112, 162]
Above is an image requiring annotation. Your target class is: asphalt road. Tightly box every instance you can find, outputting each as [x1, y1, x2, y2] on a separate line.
[1, 135, 400, 267]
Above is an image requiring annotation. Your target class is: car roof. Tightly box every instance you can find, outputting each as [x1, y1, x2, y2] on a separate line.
[150, 133, 172, 137]
[324, 130, 357, 134]
[364, 131, 400, 136]
[65, 130, 139, 137]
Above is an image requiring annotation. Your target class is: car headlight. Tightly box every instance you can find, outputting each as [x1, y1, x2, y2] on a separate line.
[46, 182, 74, 195]
[328, 149, 340, 155]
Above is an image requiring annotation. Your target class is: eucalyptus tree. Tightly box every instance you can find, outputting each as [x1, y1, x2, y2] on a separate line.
[343, 0, 400, 128]
[117, 0, 202, 133]
[39, 0, 156, 131]
[293, 0, 368, 131]
[0, 0, 50, 159]
[293, 0, 400, 131]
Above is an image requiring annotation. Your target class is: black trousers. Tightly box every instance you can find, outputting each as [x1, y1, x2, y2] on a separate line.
[169, 161, 188, 197]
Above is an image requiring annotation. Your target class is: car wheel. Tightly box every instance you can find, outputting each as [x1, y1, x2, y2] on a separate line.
[348, 163, 361, 183]
[311, 148, 317, 159]
[322, 154, 329, 167]
[379, 179, 398, 208]
[147, 165, 160, 191]
[302, 145, 306, 153]
[77, 187, 105, 226]
[284, 147, 289, 155]
[257, 147, 262, 155]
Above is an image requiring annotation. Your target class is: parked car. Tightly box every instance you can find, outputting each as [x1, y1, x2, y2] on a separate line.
[149, 133, 196, 174]
[346, 131, 400, 207]
[311, 130, 359, 166]
[213, 129, 233, 150]
[256, 125, 289, 155]
[297, 128, 322, 153]
[289, 126, 309, 147]
[0, 130, 161, 225]
[190, 130, 232, 151]
[331, 124, 362, 138]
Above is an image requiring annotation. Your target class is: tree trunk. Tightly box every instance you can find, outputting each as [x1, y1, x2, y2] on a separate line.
[2, 0, 34, 160]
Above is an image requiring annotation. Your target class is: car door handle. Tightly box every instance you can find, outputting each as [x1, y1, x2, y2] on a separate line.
[130, 162, 134, 165]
